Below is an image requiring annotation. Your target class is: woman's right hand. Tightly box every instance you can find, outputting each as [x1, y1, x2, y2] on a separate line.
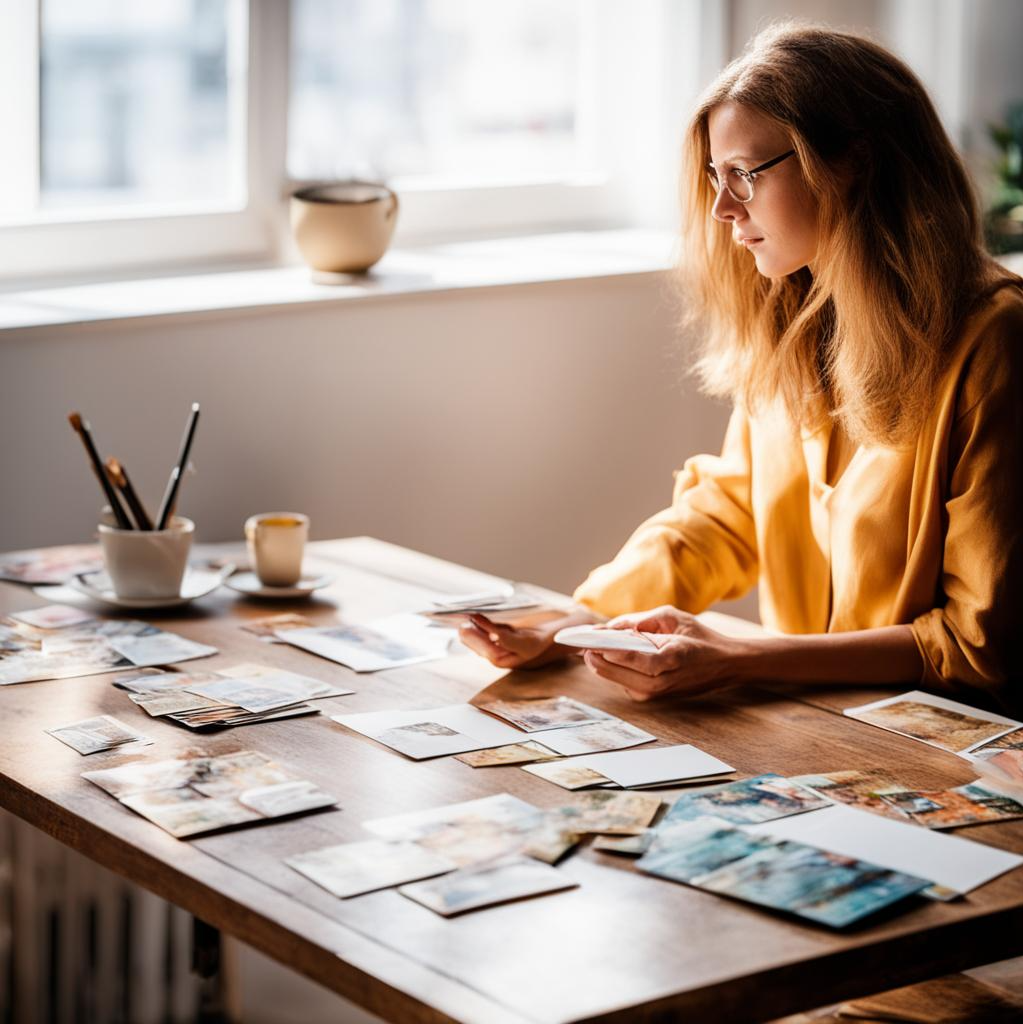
[458, 613, 559, 669]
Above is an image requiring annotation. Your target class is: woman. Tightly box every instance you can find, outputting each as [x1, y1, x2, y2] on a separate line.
[461, 24, 1023, 714]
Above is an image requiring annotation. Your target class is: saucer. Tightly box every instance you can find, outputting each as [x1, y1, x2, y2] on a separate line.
[68, 563, 235, 609]
[225, 571, 334, 599]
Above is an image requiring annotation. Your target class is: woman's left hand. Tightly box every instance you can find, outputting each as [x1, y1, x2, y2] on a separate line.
[582, 609, 749, 701]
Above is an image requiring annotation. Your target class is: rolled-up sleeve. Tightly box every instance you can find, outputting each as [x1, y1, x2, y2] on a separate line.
[912, 312, 1023, 711]
[573, 407, 758, 618]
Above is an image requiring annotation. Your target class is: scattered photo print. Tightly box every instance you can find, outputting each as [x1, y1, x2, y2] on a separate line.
[398, 857, 577, 916]
[478, 696, 613, 733]
[662, 774, 829, 826]
[455, 741, 559, 768]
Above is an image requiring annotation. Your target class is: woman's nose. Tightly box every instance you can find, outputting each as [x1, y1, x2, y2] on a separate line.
[711, 187, 746, 223]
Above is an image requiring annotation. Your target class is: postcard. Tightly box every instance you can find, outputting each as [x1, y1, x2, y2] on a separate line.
[218, 662, 353, 699]
[521, 761, 612, 790]
[107, 630, 218, 668]
[745, 802, 1023, 895]
[455, 742, 559, 768]
[286, 839, 456, 898]
[661, 774, 830, 827]
[398, 857, 578, 916]
[553, 625, 664, 653]
[477, 696, 613, 732]
[843, 691, 1020, 754]
[789, 770, 914, 821]
[239, 613, 316, 642]
[639, 818, 929, 928]
[0, 544, 103, 585]
[119, 789, 261, 838]
[373, 722, 484, 760]
[10, 605, 96, 630]
[83, 750, 337, 837]
[542, 745, 735, 789]
[332, 703, 527, 752]
[696, 835, 930, 928]
[593, 831, 655, 856]
[235, 780, 336, 817]
[364, 793, 545, 867]
[47, 715, 153, 755]
[278, 614, 453, 672]
[534, 720, 656, 757]
[550, 791, 661, 835]
[881, 783, 1023, 829]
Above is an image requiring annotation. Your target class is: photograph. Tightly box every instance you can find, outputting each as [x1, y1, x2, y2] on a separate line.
[364, 793, 546, 867]
[521, 760, 612, 791]
[286, 839, 456, 899]
[789, 770, 914, 821]
[477, 696, 612, 732]
[455, 741, 559, 768]
[662, 774, 829, 826]
[845, 694, 1017, 753]
[398, 857, 578, 916]
[551, 791, 662, 835]
[882, 784, 1023, 829]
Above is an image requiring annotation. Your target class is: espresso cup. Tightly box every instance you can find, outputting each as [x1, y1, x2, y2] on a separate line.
[290, 182, 399, 274]
[99, 516, 194, 599]
[245, 513, 309, 587]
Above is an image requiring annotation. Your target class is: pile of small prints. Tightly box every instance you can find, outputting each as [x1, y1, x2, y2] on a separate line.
[112, 663, 353, 730]
[0, 606, 215, 685]
[84, 750, 337, 837]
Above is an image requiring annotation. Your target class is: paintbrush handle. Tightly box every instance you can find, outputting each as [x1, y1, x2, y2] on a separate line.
[70, 415, 133, 530]
[155, 403, 200, 530]
[107, 458, 154, 531]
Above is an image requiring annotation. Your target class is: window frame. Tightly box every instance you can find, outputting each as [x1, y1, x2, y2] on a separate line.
[0, 0, 703, 285]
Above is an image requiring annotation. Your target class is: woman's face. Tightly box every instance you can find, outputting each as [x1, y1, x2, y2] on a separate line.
[707, 102, 819, 278]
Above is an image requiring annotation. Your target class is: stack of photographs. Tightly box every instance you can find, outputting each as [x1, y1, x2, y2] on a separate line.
[637, 817, 930, 928]
[114, 663, 353, 730]
[0, 612, 216, 686]
[83, 750, 337, 838]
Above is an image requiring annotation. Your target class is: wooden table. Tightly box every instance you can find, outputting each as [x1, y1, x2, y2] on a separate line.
[2, 536, 1022, 1024]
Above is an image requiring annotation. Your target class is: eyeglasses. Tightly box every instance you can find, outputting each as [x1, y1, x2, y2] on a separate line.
[706, 149, 796, 203]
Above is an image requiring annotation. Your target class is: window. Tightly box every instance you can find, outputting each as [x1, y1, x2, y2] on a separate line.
[0, 0, 691, 282]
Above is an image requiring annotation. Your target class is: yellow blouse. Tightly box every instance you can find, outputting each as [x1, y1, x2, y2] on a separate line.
[574, 281, 1023, 712]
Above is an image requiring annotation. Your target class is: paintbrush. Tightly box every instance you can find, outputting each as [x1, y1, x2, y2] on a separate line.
[67, 412, 134, 530]
[106, 457, 154, 530]
[155, 403, 200, 530]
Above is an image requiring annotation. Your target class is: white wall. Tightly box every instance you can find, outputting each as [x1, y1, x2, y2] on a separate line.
[0, 273, 752, 612]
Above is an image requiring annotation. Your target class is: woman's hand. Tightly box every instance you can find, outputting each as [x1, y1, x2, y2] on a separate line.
[458, 613, 561, 669]
[583, 607, 748, 700]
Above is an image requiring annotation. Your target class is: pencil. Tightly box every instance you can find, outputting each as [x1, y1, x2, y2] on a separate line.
[155, 403, 200, 530]
[68, 412, 134, 530]
[106, 457, 154, 530]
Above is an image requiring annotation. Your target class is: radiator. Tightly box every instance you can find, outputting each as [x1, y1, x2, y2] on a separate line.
[0, 809, 202, 1024]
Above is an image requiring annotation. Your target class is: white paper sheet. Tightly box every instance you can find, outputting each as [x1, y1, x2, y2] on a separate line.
[332, 703, 529, 754]
[745, 803, 1023, 894]
[547, 745, 735, 788]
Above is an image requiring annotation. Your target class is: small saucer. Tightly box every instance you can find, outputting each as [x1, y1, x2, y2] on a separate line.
[68, 564, 235, 609]
[225, 571, 334, 599]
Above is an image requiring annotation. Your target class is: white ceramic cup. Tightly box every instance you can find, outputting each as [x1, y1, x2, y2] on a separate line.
[245, 512, 309, 587]
[98, 516, 194, 599]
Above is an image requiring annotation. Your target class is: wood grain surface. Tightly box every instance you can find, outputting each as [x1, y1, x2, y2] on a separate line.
[2, 537, 1021, 1024]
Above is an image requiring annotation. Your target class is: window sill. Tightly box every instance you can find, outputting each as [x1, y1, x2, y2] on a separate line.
[0, 229, 675, 334]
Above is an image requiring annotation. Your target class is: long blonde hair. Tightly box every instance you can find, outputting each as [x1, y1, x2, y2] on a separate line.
[682, 23, 997, 446]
